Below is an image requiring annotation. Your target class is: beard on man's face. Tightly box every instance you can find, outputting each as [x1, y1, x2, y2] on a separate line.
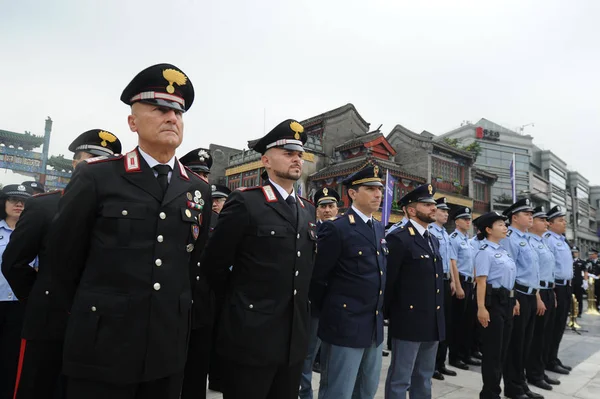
[274, 168, 301, 181]
[415, 209, 436, 224]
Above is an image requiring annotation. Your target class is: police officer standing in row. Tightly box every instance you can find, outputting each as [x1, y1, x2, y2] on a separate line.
[311, 167, 385, 399]
[474, 212, 517, 399]
[300, 187, 340, 399]
[448, 206, 480, 370]
[201, 120, 316, 399]
[571, 247, 588, 317]
[587, 249, 600, 311]
[501, 198, 544, 399]
[21, 181, 45, 195]
[429, 197, 458, 381]
[525, 207, 560, 391]
[48, 63, 212, 399]
[3, 130, 122, 399]
[543, 206, 573, 375]
[385, 184, 443, 399]
[180, 147, 212, 181]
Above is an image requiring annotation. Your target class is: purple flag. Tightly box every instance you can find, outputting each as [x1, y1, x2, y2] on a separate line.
[382, 169, 396, 225]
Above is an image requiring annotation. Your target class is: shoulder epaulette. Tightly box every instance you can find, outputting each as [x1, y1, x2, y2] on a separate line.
[262, 185, 278, 202]
[33, 189, 63, 198]
[506, 230, 512, 237]
[450, 232, 458, 238]
[544, 232, 551, 238]
[85, 154, 123, 164]
[236, 186, 260, 192]
[480, 244, 488, 250]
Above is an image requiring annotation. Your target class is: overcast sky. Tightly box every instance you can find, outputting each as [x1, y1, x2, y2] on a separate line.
[1, 0, 599, 185]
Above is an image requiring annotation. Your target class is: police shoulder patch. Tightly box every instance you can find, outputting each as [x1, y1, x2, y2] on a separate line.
[480, 244, 488, 250]
[506, 230, 512, 237]
[451, 232, 458, 238]
[544, 232, 551, 238]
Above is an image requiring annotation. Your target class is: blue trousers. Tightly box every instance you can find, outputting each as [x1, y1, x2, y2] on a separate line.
[299, 317, 321, 399]
[317, 341, 382, 399]
[385, 339, 438, 399]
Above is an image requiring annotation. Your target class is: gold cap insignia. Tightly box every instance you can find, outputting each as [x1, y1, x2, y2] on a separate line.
[373, 166, 379, 177]
[162, 69, 187, 94]
[98, 131, 117, 147]
[290, 121, 304, 140]
[323, 188, 328, 196]
[428, 184, 433, 195]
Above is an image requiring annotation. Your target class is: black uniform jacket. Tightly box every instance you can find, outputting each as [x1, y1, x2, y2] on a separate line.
[384, 220, 445, 342]
[201, 182, 316, 367]
[1, 191, 68, 340]
[47, 148, 211, 384]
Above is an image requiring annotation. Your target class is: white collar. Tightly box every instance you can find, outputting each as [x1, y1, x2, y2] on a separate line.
[138, 147, 176, 171]
[409, 219, 428, 237]
[269, 179, 295, 200]
[351, 205, 372, 223]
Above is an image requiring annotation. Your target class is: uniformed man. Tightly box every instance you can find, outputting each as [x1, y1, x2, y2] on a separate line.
[179, 154, 220, 399]
[179, 147, 212, 180]
[429, 197, 458, 381]
[0, 184, 33, 399]
[3, 130, 122, 399]
[526, 207, 560, 391]
[587, 249, 600, 311]
[206, 184, 231, 394]
[201, 119, 316, 399]
[572, 247, 588, 317]
[21, 181, 45, 195]
[500, 198, 544, 399]
[384, 184, 444, 399]
[473, 212, 517, 399]
[310, 169, 385, 399]
[300, 186, 340, 399]
[47, 63, 212, 399]
[543, 206, 573, 375]
[448, 206, 480, 370]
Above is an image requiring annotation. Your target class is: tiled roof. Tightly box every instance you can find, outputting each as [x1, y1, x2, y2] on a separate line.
[309, 155, 425, 183]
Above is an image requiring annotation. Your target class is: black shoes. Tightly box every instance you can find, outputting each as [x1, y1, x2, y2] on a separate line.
[432, 370, 444, 380]
[449, 359, 469, 370]
[544, 374, 560, 385]
[439, 365, 457, 376]
[472, 351, 483, 360]
[524, 390, 544, 398]
[505, 394, 529, 399]
[528, 379, 552, 391]
[464, 356, 482, 366]
[557, 360, 572, 371]
[546, 364, 569, 375]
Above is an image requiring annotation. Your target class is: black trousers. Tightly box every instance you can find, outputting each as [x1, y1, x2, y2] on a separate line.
[181, 327, 212, 399]
[479, 293, 514, 399]
[548, 284, 571, 368]
[573, 279, 584, 315]
[435, 279, 452, 369]
[503, 292, 537, 396]
[595, 280, 600, 311]
[0, 301, 24, 399]
[223, 361, 303, 399]
[449, 279, 475, 362]
[66, 374, 183, 399]
[207, 340, 224, 391]
[14, 339, 65, 399]
[526, 289, 554, 382]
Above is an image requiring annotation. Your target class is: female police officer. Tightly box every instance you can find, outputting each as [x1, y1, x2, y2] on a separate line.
[474, 212, 519, 399]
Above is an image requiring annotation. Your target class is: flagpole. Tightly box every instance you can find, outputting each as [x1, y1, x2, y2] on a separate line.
[511, 152, 517, 202]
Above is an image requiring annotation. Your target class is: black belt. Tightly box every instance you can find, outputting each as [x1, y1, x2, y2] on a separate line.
[459, 274, 474, 283]
[491, 287, 515, 298]
[554, 279, 571, 286]
[514, 282, 538, 295]
[539, 280, 555, 289]
[443, 272, 451, 281]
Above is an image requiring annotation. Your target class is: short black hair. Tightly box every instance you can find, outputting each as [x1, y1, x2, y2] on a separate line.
[0, 196, 8, 220]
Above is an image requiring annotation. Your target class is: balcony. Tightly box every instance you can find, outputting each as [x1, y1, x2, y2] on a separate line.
[473, 200, 490, 214]
[432, 178, 468, 197]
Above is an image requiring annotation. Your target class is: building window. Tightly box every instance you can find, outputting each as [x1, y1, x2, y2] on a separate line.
[548, 166, 566, 190]
[432, 158, 461, 183]
[474, 182, 486, 201]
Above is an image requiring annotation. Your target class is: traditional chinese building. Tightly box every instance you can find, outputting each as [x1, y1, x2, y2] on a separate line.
[308, 130, 425, 222]
[386, 124, 496, 220]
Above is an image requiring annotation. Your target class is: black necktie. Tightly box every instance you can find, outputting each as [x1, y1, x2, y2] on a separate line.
[423, 230, 434, 252]
[153, 165, 171, 194]
[285, 195, 297, 223]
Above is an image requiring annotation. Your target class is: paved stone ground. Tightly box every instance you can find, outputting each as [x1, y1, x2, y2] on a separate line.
[206, 304, 600, 398]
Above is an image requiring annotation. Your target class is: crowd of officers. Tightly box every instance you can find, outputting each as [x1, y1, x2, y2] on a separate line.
[0, 62, 595, 399]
